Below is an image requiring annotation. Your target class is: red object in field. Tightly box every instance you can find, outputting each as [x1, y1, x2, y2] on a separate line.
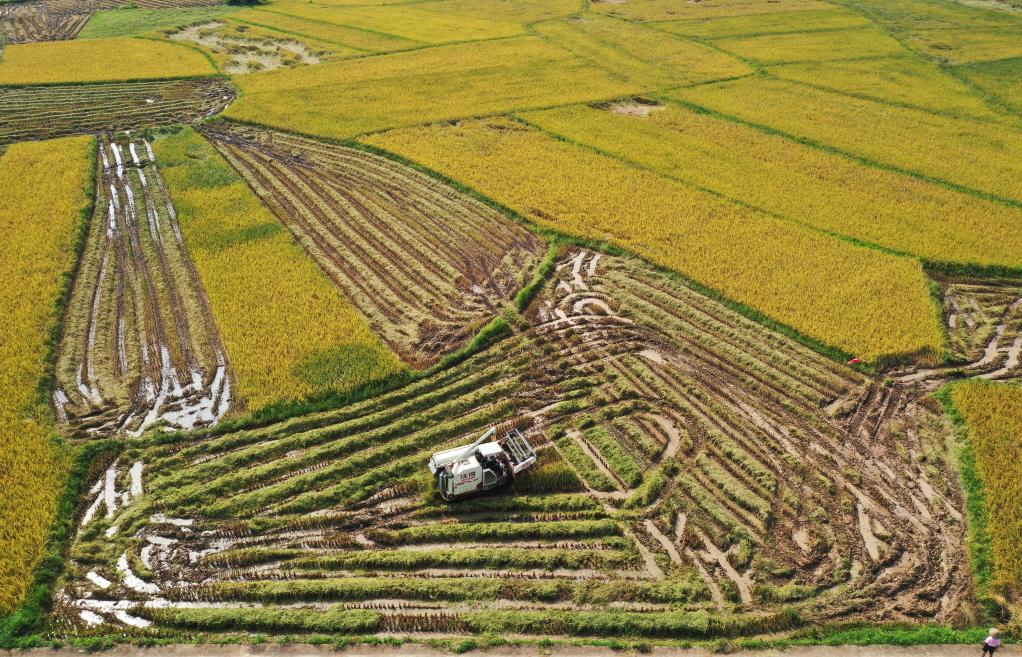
[848, 357, 862, 365]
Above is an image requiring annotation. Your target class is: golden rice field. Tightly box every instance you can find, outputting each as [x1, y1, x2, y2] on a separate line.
[154, 127, 404, 413]
[952, 382, 1022, 594]
[2, 0, 1022, 644]
[521, 102, 1022, 268]
[0, 136, 92, 612]
[676, 77, 1022, 204]
[224, 37, 638, 139]
[364, 117, 944, 362]
[0, 38, 215, 84]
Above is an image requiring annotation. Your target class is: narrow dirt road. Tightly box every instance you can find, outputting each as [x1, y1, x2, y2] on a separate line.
[1, 643, 1007, 657]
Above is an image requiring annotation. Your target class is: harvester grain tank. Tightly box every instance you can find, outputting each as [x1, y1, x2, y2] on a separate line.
[428, 427, 537, 501]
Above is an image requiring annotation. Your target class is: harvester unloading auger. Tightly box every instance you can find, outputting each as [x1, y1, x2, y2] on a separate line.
[429, 427, 537, 501]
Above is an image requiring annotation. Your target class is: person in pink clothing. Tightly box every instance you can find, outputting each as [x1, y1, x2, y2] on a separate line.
[982, 628, 1002, 657]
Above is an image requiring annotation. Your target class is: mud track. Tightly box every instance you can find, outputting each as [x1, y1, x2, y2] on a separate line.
[199, 122, 545, 367]
[55, 136, 232, 438]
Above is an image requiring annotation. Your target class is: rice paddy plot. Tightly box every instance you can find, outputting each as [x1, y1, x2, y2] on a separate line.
[365, 117, 944, 364]
[655, 8, 871, 39]
[0, 136, 92, 613]
[153, 127, 404, 413]
[54, 248, 973, 636]
[55, 136, 233, 439]
[532, 15, 750, 88]
[956, 56, 1022, 115]
[591, 0, 834, 22]
[711, 26, 905, 64]
[0, 37, 216, 84]
[0, 78, 234, 146]
[224, 36, 637, 140]
[77, 5, 236, 39]
[522, 101, 1022, 268]
[675, 76, 1022, 205]
[767, 56, 1002, 119]
[200, 122, 545, 367]
[231, 6, 420, 53]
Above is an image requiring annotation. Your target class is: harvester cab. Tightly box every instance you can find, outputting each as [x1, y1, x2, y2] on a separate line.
[428, 427, 537, 501]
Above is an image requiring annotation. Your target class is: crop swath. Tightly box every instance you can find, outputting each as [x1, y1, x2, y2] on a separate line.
[200, 122, 545, 366]
[0, 79, 234, 147]
[57, 248, 986, 637]
[0, 1, 90, 43]
[55, 137, 232, 438]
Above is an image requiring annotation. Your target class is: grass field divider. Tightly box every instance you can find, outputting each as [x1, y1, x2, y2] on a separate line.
[0, 439, 122, 649]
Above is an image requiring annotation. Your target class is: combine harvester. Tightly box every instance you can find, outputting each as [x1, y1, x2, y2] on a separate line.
[429, 427, 537, 501]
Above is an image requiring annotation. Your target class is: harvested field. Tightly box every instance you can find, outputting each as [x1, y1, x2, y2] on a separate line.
[0, 0, 222, 43]
[0, 78, 234, 146]
[200, 122, 545, 366]
[56, 247, 1005, 637]
[55, 136, 232, 438]
[0, 1, 91, 43]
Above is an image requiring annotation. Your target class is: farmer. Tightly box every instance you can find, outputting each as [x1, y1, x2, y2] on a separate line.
[982, 628, 1002, 657]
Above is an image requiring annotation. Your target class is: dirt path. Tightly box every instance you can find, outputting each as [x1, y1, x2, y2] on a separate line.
[3, 643, 1008, 657]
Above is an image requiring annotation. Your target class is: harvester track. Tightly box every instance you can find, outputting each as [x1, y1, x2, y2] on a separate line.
[54, 136, 232, 438]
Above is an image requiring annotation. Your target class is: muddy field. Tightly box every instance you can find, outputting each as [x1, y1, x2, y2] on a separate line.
[55, 136, 232, 438]
[51, 242, 1022, 637]
[0, 79, 234, 146]
[200, 122, 545, 367]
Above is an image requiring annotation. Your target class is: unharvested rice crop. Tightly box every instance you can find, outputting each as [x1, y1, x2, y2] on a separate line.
[592, 0, 833, 22]
[522, 102, 1022, 268]
[55, 135, 233, 438]
[675, 76, 1022, 204]
[365, 118, 943, 363]
[415, 0, 581, 24]
[0, 136, 92, 612]
[656, 8, 870, 38]
[767, 56, 1000, 119]
[952, 381, 1022, 593]
[154, 127, 403, 412]
[224, 37, 637, 139]
[201, 122, 544, 366]
[231, 6, 419, 53]
[0, 37, 214, 84]
[54, 248, 975, 635]
[0, 78, 234, 146]
[532, 16, 750, 88]
[956, 57, 1022, 116]
[711, 26, 904, 64]
[286, 4, 524, 43]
